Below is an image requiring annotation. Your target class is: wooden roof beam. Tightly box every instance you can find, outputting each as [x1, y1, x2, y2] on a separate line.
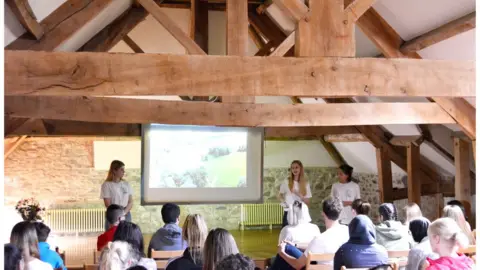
[123, 35, 145, 53]
[401, 12, 476, 54]
[5, 135, 27, 160]
[324, 134, 367, 142]
[6, 0, 44, 40]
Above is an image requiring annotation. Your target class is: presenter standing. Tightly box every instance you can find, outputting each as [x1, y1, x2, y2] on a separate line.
[331, 164, 360, 225]
[278, 160, 312, 228]
[100, 160, 133, 231]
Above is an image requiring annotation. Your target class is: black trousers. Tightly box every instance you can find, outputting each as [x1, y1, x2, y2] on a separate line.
[282, 211, 288, 228]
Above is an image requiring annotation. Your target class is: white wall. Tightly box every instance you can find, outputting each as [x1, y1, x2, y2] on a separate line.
[264, 141, 336, 168]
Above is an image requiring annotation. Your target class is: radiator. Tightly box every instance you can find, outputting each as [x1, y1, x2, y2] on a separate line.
[43, 208, 105, 233]
[239, 203, 283, 230]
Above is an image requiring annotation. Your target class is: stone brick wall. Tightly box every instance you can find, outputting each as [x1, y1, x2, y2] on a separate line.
[5, 137, 443, 233]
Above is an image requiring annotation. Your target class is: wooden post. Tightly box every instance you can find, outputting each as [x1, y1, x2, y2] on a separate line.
[454, 137, 471, 204]
[190, 0, 208, 53]
[407, 143, 421, 204]
[435, 193, 444, 219]
[376, 147, 393, 203]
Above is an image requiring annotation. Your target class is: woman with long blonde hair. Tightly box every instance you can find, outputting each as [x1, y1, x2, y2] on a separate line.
[278, 160, 312, 228]
[442, 205, 475, 245]
[100, 160, 133, 231]
[10, 221, 53, 270]
[203, 228, 239, 270]
[167, 214, 208, 270]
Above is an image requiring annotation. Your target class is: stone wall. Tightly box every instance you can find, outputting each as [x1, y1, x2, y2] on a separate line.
[5, 137, 443, 233]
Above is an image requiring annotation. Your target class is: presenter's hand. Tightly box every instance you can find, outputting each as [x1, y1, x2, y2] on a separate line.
[282, 240, 295, 247]
[277, 242, 286, 254]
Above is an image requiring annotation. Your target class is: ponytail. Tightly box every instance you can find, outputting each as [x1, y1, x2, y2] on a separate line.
[352, 199, 371, 215]
[429, 218, 469, 250]
[452, 231, 469, 249]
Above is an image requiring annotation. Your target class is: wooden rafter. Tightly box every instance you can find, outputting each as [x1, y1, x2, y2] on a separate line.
[6, 0, 44, 39]
[454, 137, 471, 203]
[5, 50, 474, 98]
[407, 143, 421, 204]
[344, 0, 377, 22]
[401, 12, 476, 54]
[137, 0, 206, 55]
[5, 96, 456, 127]
[6, 0, 113, 51]
[123, 35, 144, 53]
[190, 0, 209, 52]
[376, 146, 393, 202]
[269, 31, 295, 56]
[324, 134, 367, 142]
[5, 135, 27, 160]
[319, 137, 347, 166]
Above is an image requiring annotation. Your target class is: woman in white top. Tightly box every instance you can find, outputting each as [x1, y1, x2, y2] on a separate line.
[10, 221, 53, 270]
[331, 164, 360, 225]
[101, 160, 133, 231]
[278, 160, 312, 228]
[278, 201, 321, 246]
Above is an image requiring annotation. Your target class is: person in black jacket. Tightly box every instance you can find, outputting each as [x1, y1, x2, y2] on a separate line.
[166, 214, 208, 270]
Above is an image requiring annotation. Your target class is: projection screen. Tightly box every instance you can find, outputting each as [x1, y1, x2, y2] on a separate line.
[141, 124, 264, 204]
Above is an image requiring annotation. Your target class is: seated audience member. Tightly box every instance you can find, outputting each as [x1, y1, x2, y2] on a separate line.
[167, 214, 208, 270]
[148, 203, 186, 257]
[100, 241, 138, 270]
[113, 221, 156, 270]
[443, 205, 475, 245]
[203, 228, 239, 270]
[404, 202, 423, 225]
[446, 200, 469, 223]
[10, 221, 53, 270]
[334, 215, 388, 270]
[272, 197, 348, 270]
[406, 217, 438, 270]
[375, 203, 413, 250]
[425, 218, 474, 269]
[34, 222, 66, 270]
[4, 243, 22, 270]
[98, 204, 125, 251]
[278, 201, 320, 246]
[216, 254, 256, 270]
[351, 199, 371, 216]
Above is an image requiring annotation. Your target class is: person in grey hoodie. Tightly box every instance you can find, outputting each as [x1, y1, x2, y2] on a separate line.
[148, 203, 187, 257]
[406, 217, 439, 270]
[375, 203, 413, 251]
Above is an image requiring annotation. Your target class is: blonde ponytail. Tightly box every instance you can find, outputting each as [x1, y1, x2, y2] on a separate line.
[451, 231, 469, 249]
[429, 218, 469, 250]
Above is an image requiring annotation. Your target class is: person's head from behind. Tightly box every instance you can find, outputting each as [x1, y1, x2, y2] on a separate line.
[446, 200, 468, 221]
[161, 203, 180, 224]
[378, 203, 398, 223]
[113, 221, 145, 256]
[428, 217, 469, 255]
[203, 228, 239, 270]
[33, 222, 51, 242]
[4, 244, 22, 270]
[443, 205, 467, 226]
[351, 199, 371, 217]
[183, 214, 208, 264]
[216, 253, 255, 270]
[409, 217, 430, 243]
[322, 197, 343, 223]
[404, 202, 422, 224]
[107, 204, 125, 227]
[338, 164, 353, 183]
[100, 241, 138, 270]
[287, 201, 312, 226]
[106, 160, 125, 181]
[10, 221, 40, 260]
[348, 215, 376, 245]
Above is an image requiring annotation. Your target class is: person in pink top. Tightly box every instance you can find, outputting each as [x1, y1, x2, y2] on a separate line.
[425, 218, 474, 270]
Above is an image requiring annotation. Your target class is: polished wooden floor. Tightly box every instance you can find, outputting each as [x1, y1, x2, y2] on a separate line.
[53, 229, 279, 267]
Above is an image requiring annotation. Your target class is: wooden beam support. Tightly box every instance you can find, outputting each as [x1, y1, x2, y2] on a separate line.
[123, 35, 145, 53]
[454, 137, 471, 203]
[432, 97, 476, 140]
[324, 134, 367, 142]
[190, 0, 209, 52]
[265, 126, 360, 140]
[389, 135, 424, 146]
[249, 25, 266, 49]
[248, 10, 286, 46]
[6, 0, 44, 40]
[6, 0, 113, 51]
[344, 0, 377, 22]
[78, 7, 148, 52]
[5, 51, 475, 97]
[137, 0, 206, 55]
[273, 0, 309, 22]
[407, 143, 421, 204]
[269, 31, 295, 56]
[5, 116, 29, 136]
[5, 135, 27, 160]
[376, 147, 393, 202]
[319, 137, 347, 166]
[401, 12, 476, 54]
[5, 96, 456, 127]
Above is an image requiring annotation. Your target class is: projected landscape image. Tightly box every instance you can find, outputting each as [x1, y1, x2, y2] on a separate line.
[149, 126, 247, 188]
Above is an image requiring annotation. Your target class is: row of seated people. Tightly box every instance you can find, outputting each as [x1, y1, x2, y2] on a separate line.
[270, 198, 475, 270]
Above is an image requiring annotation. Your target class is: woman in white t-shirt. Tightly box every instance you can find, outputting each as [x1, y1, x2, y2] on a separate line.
[100, 160, 133, 230]
[331, 164, 360, 225]
[278, 160, 312, 228]
[278, 201, 320, 246]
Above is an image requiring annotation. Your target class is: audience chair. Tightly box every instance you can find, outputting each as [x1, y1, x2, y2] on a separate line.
[305, 252, 335, 270]
[83, 264, 98, 270]
[253, 258, 270, 270]
[55, 247, 66, 265]
[387, 250, 409, 267]
[93, 250, 100, 264]
[151, 249, 184, 269]
[340, 263, 398, 270]
[459, 245, 476, 256]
